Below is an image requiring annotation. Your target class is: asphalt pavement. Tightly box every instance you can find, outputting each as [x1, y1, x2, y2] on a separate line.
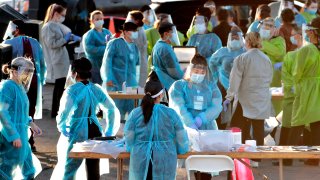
[33, 84, 320, 180]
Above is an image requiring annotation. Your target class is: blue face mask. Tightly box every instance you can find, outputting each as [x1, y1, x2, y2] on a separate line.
[229, 39, 242, 50]
[190, 73, 205, 83]
[290, 36, 298, 45]
[259, 29, 271, 40]
[305, 8, 317, 15]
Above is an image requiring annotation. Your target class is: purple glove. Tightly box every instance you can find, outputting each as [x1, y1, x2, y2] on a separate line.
[274, 62, 283, 70]
[223, 99, 230, 112]
[194, 116, 202, 128]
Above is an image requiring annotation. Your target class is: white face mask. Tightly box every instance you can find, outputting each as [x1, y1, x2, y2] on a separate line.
[148, 15, 155, 24]
[130, 31, 138, 40]
[290, 36, 298, 45]
[58, 16, 65, 23]
[259, 29, 271, 40]
[229, 39, 242, 50]
[94, 20, 104, 28]
[195, 23, 207, 34]
[190, 73, 205, 83]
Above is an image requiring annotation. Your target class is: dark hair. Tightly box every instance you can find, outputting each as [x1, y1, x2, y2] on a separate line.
[129, 10, 144, 27]
[310, 17, 320, 34]
[44, 3, 66, 24]
[191, 53, 208, 66]
[140, 5, 151, 12]
[120, 22, 138, 31]
[257, 4, 271, 20]
[196, 7, 211, 21]
[217, 9, 229, 22]
[71, 57, 92, 79]
[281, 8, 295, 23]
[158, 22, 174, 37]
[12, 19, 26, 34]
[306, 0, 318, 7]
[141, 80, 163, 124]
[146, 71, 160, 82]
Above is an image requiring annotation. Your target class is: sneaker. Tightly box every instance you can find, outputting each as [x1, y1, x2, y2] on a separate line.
[250, 160, 259, 168]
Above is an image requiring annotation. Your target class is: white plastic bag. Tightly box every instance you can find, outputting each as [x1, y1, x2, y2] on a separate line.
[198, 130, 234, 152]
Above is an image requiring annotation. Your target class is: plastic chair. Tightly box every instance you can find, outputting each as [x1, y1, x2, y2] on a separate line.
[185, 155, 234, 180]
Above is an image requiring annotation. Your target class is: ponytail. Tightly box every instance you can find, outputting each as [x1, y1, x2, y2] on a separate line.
[141, 93, 155, 124]
[1, 64, 10, 75]
[141, 80, 163, 124]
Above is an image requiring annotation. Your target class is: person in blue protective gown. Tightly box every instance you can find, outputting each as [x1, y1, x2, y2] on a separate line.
[52, 57, 120, 180]
[169, 54, 222, 130]
[100, 22, 140, 119]
[83, 10, 111, 84]
[186, 7, 222, 61]
[209, 26, 246, 129]
[0, 57, 42, 180]
[152, 22, 184, 90]
[124, 80, 189, 180]
[247, 5, 273, 33]
[274, 0, 306, 28]
[2, 19, 46, 151]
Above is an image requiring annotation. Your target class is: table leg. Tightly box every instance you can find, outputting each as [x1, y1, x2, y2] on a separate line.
[117, 158, 123, 180]
[279, 159, 283, 180]
[134, 99, 138, 107]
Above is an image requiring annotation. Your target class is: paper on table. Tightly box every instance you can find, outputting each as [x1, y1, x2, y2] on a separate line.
[91, 141, 125, 158]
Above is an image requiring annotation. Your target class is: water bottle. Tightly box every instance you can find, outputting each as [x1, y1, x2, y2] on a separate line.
[122, 81, 126, 93]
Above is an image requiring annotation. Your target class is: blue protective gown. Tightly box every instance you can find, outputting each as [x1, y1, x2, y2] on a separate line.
[209, 47, 246, 90]
[124, 104, 189, 180]
[53, 82, 120, 179]
[186, 33, 222, 61]
[3, 36, 46, 119]
[100, 38, 139, 117]
[169, 79, 222, 130]
[275, 13, 306, 28]
[0, 80, 41, 180]
[83, 28, 111, 84]
[152, 40, 184, 90]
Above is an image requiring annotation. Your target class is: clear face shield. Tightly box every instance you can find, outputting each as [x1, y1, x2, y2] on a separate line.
[227, 32, 245, 51]
[204, 1, 216, 15]
[302, 24, 319, 46]
[13, 65, 35, 92]
[143, 9, 158, 26]
[167, 15, 181, 45]
[258, 21, 276, 40]
[3, 21, 17, 40]
[184, 63, 208, 83]
[193, 15, 208, 34]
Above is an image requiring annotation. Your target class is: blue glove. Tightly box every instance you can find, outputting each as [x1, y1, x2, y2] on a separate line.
[189, 123, 198, 130]
[223, 99, 230, 112]
[291, 87, 294, 93]
[194, 116, 202, 128]
[72, 34, 82, 42]
[62, 129, 72, 137]
[274, 62, 283, 70]
[64, 32, 72, 42]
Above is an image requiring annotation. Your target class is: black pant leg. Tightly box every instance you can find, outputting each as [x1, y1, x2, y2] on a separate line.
[310, 121, 320, 145]
[27, 78, 38, 148]
[230, 103, 246, 130]
[287, 125, 304, 145]
[51, 77, 66, 118]
[240, 118, 251, 144]
[251, 119, 265, 146]
[86, 120, 102, 180]
[279, 127, 291, 145]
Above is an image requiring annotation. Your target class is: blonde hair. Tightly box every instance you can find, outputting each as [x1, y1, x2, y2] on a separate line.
[2, 64, 10, 75]
[245, 32, 262, 48]
[89, 10, 104, 29]
[44, 3, 66, 24]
